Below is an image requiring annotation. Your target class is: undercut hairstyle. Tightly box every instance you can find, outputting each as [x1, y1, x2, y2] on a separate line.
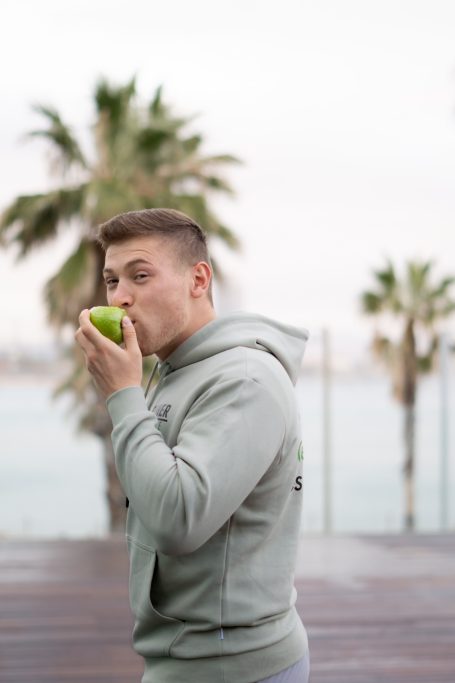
[97, 208, 213, 302]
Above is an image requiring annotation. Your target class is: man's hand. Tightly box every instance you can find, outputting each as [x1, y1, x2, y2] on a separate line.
[75, 309, 143, 399]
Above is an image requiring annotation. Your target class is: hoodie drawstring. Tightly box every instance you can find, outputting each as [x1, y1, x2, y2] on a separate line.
[144, 359, 160, 400]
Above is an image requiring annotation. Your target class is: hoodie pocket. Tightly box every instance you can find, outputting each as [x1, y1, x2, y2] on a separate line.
[127, 536, 185, 657]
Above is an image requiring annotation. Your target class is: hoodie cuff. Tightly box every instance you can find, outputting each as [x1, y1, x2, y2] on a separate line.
[106, 386, 149, 426]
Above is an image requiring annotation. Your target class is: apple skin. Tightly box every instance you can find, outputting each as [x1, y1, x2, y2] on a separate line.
[89, 306, 127, 344]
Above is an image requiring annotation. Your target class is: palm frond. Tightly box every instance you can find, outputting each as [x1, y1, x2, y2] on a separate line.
[361, 291, 383, 314]
[416, 333, 439, 374]
[149, 84, 164, 117]
[147, 89, 190, 132]
[182, 134, 203, 154]
[200, 154, 242, 165]
[363, 257, 455, 392]
[95, 76, 137, 123]
[407, 260, 432, 294]
[29, 104, 87, 170]
[137, 126, 174, 153]
[366, 260, 404, 314]
[209, 221, 240, 249]
[166, 193, 240, 250]
[374, 261, 397, 292]
[201, 175, 235, 194]
[94, 76, 138, 170]
[431, 276, 455, 298]
[0, 185, 87, 257]
[45, 239, 97, 327]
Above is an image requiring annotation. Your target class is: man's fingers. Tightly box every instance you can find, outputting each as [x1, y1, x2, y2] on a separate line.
[78, 309, 115, 349]
[74, 325, 97, 361]
[78, 308, 91, 326]
[75, 311, 108, 365]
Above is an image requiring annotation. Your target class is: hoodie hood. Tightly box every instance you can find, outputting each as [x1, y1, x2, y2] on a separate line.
[164, 312, 309, 385]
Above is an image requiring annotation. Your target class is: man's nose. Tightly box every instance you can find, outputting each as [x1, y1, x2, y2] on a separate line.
[111, 281, 134, 308]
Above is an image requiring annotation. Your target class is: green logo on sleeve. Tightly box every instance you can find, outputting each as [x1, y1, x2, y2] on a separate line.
[297, 441, 304, 462]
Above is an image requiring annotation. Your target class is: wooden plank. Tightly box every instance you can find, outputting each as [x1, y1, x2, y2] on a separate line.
[295, 534, 455, 683]
[0, 537, 142, 683]
[0, 534, 454, 682]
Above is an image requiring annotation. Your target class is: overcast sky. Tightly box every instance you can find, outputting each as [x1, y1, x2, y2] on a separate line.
[2, 0, 455, 366]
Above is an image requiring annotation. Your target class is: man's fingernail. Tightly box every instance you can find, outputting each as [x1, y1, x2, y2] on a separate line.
[122, 316, 132, 326]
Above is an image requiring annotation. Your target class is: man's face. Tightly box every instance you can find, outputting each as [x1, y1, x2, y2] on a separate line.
[103, 235, 193, 359]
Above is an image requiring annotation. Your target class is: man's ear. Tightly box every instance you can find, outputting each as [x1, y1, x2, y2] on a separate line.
[191, 261, 212, 298]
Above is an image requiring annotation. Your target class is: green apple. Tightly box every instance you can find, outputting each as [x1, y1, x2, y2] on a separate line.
[89, 306, 127, 344]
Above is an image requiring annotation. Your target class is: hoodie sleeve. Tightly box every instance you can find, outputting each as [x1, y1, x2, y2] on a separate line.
[107, 377, 286, 555]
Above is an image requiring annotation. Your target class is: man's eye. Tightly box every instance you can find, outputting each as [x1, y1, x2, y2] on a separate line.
[105, 279, 118, 288]
[134, 273, 148, 281]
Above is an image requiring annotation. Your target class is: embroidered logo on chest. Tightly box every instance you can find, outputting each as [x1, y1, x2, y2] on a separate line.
[152, 402, 172, 422]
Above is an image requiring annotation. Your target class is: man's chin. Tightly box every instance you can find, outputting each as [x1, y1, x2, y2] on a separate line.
[137, 342, 149, 357]
[138, 341, 157, 358]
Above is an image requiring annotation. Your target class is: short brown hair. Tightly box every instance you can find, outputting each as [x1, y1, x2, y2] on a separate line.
[97, 208, 213, 301]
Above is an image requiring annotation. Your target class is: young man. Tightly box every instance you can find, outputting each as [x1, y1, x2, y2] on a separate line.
[75, 208, 310, 683]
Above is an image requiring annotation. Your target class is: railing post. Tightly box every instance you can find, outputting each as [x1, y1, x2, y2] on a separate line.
[439, 332, 450, 530]
[322, 327, 332, 534]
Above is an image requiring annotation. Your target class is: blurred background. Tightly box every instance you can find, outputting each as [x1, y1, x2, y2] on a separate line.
[1, 0, 455, 538]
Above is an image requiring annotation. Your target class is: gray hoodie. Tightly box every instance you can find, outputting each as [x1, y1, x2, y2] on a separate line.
[106, 312, 309, 683]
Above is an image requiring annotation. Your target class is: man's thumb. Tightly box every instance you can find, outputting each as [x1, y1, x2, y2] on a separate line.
[121, 316, 137, 346]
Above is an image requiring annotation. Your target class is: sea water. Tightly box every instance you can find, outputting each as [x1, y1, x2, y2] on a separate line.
[0, 371, 454, 538]
[297, 372, 455, 533]
[0, 379, 109, 537]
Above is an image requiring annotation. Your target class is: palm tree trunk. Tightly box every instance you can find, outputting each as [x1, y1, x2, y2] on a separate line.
[87, 398, 127, 533]
[401, 318, 417, 531]
[403, 401, 415, 530]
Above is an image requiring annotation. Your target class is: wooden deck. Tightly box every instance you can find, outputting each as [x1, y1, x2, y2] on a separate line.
[0, 533, 454, 682]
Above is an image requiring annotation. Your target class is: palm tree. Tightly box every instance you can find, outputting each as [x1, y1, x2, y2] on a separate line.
[361, 259, 455, 530]
[0, 76, 240, 531]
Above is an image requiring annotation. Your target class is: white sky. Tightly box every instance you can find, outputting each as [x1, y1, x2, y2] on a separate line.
[2, 0, 455, 365]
